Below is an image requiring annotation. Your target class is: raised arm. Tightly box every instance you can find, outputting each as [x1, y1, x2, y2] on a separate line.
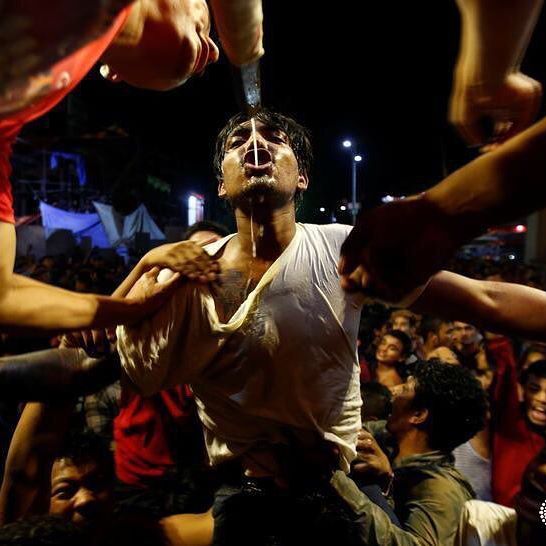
[414, 271, 546, 341]
[0, 349, 120, 402]
[0, 402, 72, 524]
[450, 0, 543, 146]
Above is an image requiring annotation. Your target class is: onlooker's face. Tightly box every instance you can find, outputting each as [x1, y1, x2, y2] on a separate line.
[452, 322, 479, 350]
[219, 120, 307, 210]
[437, 322, 454, 347]
[392, 316, 411, 335]
[523, 374, 546, 428]
[387, 376, 418, 437]
[473, 350, 494, 391]
[188, 230, 223, 246]
[376, 335, 404, 365]
[41, 257, 55, 270]
[49, 459, 112, 527]
[74, 280, 92, 293]
[427, 346, 459, 366]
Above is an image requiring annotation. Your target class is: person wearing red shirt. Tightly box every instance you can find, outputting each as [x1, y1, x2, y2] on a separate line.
[0, 0, 262, 333]
[488, 337, 546, 507]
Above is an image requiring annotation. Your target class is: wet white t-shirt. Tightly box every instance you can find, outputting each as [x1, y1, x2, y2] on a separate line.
[117, 223, 363, 471]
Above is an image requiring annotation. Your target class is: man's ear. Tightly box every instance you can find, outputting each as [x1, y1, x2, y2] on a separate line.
[409, 407, 428, 427]
[218, 178, 226, 198]
[297, 173, 309, 192]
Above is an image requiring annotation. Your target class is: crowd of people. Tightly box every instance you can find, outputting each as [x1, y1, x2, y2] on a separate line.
[4, 0, 546, 545]
[0, 214, 545, 545]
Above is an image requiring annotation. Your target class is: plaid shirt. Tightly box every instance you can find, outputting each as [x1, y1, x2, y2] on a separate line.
[84, 381, 121, 440]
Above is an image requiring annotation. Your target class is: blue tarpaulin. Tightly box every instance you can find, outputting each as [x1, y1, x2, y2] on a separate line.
[39, 201, 165, 250]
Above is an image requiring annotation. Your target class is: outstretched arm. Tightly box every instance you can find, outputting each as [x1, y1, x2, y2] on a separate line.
[415, 271, 546, 341]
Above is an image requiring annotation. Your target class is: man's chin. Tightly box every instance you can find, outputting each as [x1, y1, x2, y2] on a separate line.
[231, 178, 288, 210]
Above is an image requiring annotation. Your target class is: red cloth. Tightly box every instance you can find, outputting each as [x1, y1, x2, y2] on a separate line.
[489, 337, 545, 507]
[114, 384, 198, 486]
[0, 6, 130, 224]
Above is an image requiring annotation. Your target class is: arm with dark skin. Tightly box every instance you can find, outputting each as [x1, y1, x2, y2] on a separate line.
[0, 348, 120, 402]
[0, 402, 72, 524]
[340, 115, 546, 303]
[413, 270, 546, 342]
[0, 223, 181, 333]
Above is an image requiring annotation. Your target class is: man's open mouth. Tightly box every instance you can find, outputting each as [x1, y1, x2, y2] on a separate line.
[243, 148, 273, 175]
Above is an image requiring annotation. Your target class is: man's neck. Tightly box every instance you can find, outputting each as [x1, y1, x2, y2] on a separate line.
[394, 431, 432, 464]
[234, 204, 297, 261]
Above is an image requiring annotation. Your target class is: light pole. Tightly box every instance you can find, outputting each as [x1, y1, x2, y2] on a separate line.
[342, 140, 363, 225]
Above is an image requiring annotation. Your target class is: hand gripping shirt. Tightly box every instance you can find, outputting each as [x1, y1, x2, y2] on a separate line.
[117, 223, 364, 472]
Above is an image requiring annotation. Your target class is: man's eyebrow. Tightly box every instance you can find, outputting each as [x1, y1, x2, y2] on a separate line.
[228, 127, 250, 138]
[51, 477, 77, 486]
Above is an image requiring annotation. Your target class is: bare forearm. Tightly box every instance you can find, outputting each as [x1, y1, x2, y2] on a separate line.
[426, 115, 546, 241]
[0, 274, 138, 332]
[415, 271, 546, 340]
[0, 403, 71, 524]
[112, 260, 146, 297]
[456, 0, 543, 87]
[0, 348, 120, 402]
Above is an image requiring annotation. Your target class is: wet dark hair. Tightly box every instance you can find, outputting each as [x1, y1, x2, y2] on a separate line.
[213, 108, 313, 181]
[410, 360, 487, 452]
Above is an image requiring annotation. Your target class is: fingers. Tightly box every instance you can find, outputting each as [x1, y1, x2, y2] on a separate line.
[62, 329, 111, 357]
[166, 242, 220, 283]
[340, 265, 369, 293]
[154, 271, 181, 291]
[356, 430, 377, 454]
[91, 329, 109, 354]
[59, 331, 82, 349]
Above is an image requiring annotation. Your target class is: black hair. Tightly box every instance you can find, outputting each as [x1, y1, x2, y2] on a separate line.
[360, 382, 392, 422]
[213, 108, 313, 182]
[0, 516, 88, 546]
[418, 316, 443, 340]
[56, 430, 114, 479]
[383, 329, 412, 358]
[410, 360, 487, 452]
[520, 359, 546, 386]
[183, 220, 230, 241]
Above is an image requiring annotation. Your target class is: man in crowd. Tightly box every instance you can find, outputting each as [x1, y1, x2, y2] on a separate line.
[334, 360, 487, 545]
[419, 316, 454, 358]
[492, 359, 546, 506]
[451, 321, 482, 358]
[117, 108, 546, 543]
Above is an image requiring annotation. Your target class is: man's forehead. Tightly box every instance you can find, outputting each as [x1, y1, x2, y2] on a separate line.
[228, 120, 285, 136]
[527, 374, 546, 386]
[52, 458, 98, 481]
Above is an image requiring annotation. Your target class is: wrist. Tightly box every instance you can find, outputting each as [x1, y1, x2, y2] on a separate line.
[379, 471, 394, 497]
[421, 187, 483, 247]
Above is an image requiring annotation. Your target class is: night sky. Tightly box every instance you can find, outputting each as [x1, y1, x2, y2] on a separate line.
[14, 1, 546, 229]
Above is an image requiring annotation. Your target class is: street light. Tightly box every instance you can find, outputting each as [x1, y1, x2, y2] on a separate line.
[341, 139, 363, 225]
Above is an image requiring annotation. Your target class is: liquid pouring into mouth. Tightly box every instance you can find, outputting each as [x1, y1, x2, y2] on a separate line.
[251, 117, 259, 167]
